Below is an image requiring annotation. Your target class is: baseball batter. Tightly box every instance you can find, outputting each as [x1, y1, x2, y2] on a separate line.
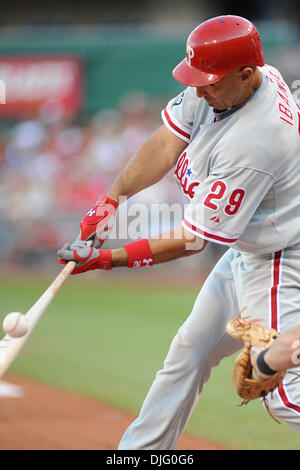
[58, 15, 300, 448]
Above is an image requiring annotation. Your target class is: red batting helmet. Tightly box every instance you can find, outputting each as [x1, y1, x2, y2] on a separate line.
[172, 15, 265, 87]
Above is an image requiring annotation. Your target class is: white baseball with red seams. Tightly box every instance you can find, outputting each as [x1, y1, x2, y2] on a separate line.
[3, 312, 29, 338]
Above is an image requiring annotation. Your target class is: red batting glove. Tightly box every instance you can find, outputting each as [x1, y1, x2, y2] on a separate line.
[79, 194, 119, 247]
[57, 241, 112, 274]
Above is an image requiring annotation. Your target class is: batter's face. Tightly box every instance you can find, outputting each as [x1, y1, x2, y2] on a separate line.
[195, 67, 261, 111]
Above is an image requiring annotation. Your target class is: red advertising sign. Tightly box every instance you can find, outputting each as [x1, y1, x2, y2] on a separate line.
[0, 56, 82, 119]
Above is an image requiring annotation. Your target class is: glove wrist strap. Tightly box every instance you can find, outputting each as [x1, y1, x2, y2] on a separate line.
[97, 249, 113, 270]
[124, 239, 154, 268]
[96, 194, 119, 209]
[256, 348, 277, 375]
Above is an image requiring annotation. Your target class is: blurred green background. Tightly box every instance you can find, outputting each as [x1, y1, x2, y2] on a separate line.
[0, 0, 300, 452]
[0, 21, 297, 116]
[0, 275, 299, 450]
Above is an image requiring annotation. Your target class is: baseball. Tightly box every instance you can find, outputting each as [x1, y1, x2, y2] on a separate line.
[2, 312, 29, 338]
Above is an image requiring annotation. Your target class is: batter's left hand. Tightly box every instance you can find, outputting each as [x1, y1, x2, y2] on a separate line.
[79, 194, 119, 247]
[57, 240, 112, 274]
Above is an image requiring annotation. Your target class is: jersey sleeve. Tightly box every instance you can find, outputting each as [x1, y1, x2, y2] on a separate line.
[161, 87, 198, 143]
[182, 166, 275, 246]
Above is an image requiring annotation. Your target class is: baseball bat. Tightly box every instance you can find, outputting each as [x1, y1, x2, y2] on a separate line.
[0, 240, 92, 379]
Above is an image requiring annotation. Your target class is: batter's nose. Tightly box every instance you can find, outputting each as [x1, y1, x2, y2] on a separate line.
[196, 86, 210, 98]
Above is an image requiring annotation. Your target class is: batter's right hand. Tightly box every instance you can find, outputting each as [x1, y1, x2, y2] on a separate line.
[78, 194, 119, 248]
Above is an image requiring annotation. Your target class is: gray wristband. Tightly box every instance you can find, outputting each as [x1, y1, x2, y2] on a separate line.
[256, 348, 277, 375]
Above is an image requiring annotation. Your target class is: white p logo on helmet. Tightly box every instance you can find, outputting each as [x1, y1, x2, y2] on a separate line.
[187, 46, 195, 65]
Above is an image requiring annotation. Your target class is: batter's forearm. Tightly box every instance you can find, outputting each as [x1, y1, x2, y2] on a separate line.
[111, 227, 206, 267]
[107, 152, 164, 202]
[107, 125, 187, 202]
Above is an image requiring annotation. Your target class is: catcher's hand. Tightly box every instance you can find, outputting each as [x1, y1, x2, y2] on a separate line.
[226, 317, 286, 423]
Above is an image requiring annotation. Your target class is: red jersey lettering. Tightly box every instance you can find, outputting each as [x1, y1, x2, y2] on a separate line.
[224, 189, 246, 215]
[174, 152, 200, 199]
[204, 181, 227, 211]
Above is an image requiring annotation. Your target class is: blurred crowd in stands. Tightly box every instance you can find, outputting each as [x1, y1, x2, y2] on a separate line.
[0, 92, 161, 216]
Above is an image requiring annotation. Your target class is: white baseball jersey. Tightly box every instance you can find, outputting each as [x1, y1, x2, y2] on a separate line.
[162, 65, 300, 254]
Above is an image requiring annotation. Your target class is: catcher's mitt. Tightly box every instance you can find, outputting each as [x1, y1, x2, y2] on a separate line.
[226, 317, 286, 423]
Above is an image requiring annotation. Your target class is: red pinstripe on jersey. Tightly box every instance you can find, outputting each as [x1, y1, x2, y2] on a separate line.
[163, 108, 191, 142]
[270, 251, 300, 415]
[182, 216, 238, 245]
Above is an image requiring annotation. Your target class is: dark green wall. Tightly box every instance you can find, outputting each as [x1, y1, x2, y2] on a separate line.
[0, 29, 187, 115]
[0, 26, 287, 117]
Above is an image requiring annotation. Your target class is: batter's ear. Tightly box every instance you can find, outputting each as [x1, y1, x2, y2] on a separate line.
[239, 66, 256, 83]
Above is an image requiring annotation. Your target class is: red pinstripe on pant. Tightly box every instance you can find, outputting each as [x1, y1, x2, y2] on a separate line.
[270, 250, 300, 414]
